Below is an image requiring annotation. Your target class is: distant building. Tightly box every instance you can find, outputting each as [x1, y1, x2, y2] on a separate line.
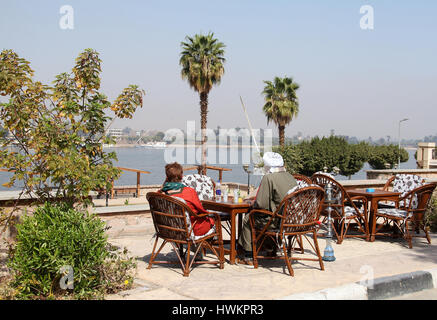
[107, 128, 123, 140]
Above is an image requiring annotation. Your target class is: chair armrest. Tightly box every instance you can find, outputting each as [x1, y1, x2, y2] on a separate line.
[248, 209, 275, 217]
[349, 196, 368, 207]
[383, 176, 395, 191]
[197, 211, 220, 220]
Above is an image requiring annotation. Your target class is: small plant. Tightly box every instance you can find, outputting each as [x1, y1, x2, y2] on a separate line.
[6, 202, 136, 299]
[99, 246, 136, 294]
[124, 199, 129, 205]
[426, 196, 437, 232]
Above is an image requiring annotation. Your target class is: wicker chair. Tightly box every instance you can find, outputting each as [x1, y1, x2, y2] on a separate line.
[146, 192, 225, 277]
[375, 183, 436, 248]
[285, 181, 320, 253]
[311, 173, 369, 244]
[249, 185, 325, 276]
[379, 174, 425, 209]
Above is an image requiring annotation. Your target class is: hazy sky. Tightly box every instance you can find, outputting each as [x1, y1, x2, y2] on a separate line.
[1, 0, 436, 140]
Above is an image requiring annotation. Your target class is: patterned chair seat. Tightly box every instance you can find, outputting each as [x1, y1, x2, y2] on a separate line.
[377, 208, 411, 219]
[344, 206, 364, 217]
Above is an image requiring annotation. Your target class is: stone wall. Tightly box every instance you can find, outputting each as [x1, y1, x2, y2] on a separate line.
[366, 169, 437, 181]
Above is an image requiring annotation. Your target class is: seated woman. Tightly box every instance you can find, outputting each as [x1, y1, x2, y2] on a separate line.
[159, 162, 215, 237]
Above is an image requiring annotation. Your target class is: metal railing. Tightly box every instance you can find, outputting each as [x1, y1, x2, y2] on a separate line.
[182, 165, 232, 183]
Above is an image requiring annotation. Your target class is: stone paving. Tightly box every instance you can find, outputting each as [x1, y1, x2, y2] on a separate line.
[102, 214, 437, 300]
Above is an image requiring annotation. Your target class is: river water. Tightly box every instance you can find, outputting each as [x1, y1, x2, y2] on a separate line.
[0, 147, 417, 191]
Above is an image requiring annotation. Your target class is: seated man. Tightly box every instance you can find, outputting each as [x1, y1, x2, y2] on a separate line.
[237, 152, 297, 265]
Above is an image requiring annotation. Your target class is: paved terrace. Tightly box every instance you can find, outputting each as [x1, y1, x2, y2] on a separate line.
[102, 214, 437, 300]
[2, 178, 437, 300]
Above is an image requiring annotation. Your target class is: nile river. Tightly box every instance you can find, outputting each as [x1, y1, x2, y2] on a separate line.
[0, 147, 418, 191]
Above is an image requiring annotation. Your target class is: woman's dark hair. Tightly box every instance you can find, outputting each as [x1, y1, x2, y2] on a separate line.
[164, 162, 183, 183]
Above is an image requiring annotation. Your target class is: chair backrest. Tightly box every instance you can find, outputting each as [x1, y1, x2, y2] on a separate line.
[386, 174, 425, 195]
[278, 185, 325, 234]
[287, 182, 321, 196]
[146, 192, 193, 242]
[182, 174, 215, 200]
[292, 174, 312, 189]
[311, 173, 359, 218]
[311, 173, 344, 204]
[401, 183, 436, 215]
[384, 174, 425, 208]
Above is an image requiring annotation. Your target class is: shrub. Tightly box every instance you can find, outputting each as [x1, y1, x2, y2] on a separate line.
[7, 203, 135, 299]
[0, 49, 145, 206]
[426, 196, 437, 232]
[368, 145, 409, 169]
[273, 144, 303, 174]
[275, 136, 368, 178]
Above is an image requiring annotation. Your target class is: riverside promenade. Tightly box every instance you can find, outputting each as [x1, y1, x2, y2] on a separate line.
[98, 203, 437, 300]
[2, 179, 437, 300]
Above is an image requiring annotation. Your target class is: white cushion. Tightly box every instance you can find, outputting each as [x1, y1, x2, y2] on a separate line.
[377, 208, 411, 219]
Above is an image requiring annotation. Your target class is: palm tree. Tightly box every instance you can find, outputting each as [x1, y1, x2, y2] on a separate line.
[180, 33, 225, 174]
[262, 76, 300, 147]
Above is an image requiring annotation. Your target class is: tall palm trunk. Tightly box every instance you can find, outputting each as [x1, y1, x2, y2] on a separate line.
[200, 92, 208, 175]
[278, 125, 285, 147]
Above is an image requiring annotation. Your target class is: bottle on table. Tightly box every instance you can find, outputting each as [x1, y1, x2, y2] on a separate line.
[223, 185, 228, 203]
[216, 180, 222, 202]
[233, 188, 239, 204]
[238, 186, 242, 203]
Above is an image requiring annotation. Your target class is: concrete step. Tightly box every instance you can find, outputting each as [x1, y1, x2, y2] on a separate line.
[93, 204, 150, 216]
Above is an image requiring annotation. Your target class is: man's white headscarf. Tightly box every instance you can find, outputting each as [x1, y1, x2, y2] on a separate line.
[263, 152, 286, 174]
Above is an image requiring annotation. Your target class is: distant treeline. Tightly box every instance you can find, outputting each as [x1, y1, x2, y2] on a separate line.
[274, 136, 409, 179]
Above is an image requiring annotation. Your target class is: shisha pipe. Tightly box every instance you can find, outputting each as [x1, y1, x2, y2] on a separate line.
[322, 183, 336, 262]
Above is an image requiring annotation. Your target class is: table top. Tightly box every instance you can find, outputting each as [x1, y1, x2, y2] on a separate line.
[347, 189, 400, 198]
[201, 199, 251, 208]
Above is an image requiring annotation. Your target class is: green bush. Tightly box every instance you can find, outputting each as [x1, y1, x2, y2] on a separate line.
[275, 138, 410, 177]
[275, 136, 368, 178]
[368, 145, 409, 169]
[426, 196, 437, 232]
[7, 203, 135, 299]
[273, 144, 303, 174]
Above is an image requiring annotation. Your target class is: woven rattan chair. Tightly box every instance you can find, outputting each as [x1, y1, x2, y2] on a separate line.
[311, 173, 369, 244]
[284, 181, 319, 254]
[249, 185, 325, 277]
[375, 183, 436, 248]
[146, 192, 225, 277]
